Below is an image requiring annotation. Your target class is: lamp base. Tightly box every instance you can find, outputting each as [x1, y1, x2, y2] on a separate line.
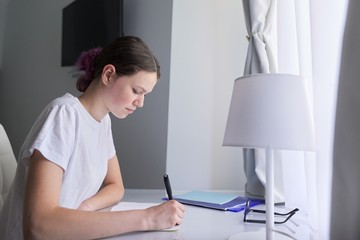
[228, 231, 291, 240]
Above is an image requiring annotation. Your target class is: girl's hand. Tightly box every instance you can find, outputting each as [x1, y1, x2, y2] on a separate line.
[144, 200, 186, 230]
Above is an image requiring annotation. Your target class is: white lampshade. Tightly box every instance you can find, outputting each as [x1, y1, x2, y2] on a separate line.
[224, 73, 315, 151]
[223, 73, 316, 240]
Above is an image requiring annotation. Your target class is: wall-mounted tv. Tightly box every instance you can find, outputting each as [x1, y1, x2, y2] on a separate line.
[61, 0, 124, 66]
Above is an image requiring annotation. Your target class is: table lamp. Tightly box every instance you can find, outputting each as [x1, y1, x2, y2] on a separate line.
[223, 73, 316, 240]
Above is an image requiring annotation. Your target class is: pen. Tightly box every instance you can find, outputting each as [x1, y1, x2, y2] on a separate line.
[163, 174, 173, 200]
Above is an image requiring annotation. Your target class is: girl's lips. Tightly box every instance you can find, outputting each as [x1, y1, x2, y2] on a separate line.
[126, 108, 135, 113]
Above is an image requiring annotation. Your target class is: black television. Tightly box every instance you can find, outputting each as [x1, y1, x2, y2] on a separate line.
[61, 0, 124, 66]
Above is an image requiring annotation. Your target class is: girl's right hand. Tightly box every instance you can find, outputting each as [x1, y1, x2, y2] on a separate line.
[144, 200, 186, 230]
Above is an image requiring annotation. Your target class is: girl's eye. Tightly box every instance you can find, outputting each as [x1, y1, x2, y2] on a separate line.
[133, 89, 140, 94]
[133, 88, 146, 96]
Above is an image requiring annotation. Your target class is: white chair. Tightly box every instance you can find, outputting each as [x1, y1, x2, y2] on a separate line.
[0, 124, 17, 211]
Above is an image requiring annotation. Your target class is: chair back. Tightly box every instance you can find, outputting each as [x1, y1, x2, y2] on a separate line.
[0, 124, 17, 211]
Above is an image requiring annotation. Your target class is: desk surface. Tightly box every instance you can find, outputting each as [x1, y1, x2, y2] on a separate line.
[102, 189, 310, 240]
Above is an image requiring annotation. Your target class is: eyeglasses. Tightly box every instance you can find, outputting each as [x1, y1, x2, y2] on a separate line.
[243, 200, 299, 224]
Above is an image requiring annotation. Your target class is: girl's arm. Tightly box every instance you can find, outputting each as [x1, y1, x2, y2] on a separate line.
[23, 150, 185, 239]
[78, 155, 125, 211]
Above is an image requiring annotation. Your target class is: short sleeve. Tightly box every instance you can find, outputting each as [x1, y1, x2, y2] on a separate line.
[29, 104, 77, 170]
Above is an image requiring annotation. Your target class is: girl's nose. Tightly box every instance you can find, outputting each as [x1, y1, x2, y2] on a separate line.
[133, 95, 144, 108]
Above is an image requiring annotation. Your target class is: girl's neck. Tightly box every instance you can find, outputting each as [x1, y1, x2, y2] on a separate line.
[78, 83, 108, 122]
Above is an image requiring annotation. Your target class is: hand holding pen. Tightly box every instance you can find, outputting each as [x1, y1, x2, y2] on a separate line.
[163, 174, 185, 226]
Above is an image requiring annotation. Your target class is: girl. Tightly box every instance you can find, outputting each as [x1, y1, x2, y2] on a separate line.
[0, 36, 185, 239]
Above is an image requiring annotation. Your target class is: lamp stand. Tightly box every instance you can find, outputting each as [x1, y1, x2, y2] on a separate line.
[228, 148, 291, 240]
[266, 147, 275, 239]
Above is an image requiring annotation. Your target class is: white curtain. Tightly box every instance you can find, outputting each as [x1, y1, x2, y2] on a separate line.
[331, 0, 360, 239]
[277, 3, 318, 239]
[242, 0, 285, 204]
[242, 1, 349, 238]
[277, 0, 348, 239]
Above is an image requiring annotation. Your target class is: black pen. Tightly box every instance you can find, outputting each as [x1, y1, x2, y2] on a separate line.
[163, 174, 173, 200]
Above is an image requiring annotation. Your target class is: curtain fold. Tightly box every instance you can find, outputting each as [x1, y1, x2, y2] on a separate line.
[242, 0, 285, 203]
[242, 0, 277, 74]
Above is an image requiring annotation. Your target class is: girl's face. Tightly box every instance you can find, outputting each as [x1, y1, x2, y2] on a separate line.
[104, 70, 157, 119]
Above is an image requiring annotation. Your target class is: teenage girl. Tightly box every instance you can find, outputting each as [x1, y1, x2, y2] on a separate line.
[0, 36, 185, 239]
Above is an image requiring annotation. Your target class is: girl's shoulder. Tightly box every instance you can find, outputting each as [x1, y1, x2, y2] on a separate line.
[35, 93, 81, 126]
[45, 93, 82, 115]
[48, 93, 79, 108]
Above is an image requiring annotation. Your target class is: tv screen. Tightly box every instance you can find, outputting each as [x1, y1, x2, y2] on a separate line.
[61, 0, 124, 66]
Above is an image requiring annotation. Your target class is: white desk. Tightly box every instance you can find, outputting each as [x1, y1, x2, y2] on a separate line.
[102, 189, 310, 240]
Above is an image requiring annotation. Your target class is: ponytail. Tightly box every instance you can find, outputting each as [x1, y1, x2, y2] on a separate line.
[75, 47, 102, 92]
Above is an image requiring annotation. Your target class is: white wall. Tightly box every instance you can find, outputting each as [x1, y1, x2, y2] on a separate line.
[167, 0, 248, 190]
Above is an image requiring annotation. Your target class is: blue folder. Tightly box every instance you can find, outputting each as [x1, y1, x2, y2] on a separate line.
[167, 191, 264, 212]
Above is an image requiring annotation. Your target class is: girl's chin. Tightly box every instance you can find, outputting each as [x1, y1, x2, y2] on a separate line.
[111, 112, 128, 119]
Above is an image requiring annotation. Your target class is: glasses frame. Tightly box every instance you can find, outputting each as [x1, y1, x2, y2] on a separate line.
[243, 200, 299, 224]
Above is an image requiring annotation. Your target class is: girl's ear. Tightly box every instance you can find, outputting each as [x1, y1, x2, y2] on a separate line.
[101, 64, 116, 85]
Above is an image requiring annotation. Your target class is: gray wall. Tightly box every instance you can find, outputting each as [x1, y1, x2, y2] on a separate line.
[118, 0, 172, 188]
[0, 0, 172, 189]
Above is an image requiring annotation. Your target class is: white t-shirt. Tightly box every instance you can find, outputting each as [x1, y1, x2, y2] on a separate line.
[0, 93, 116, 239]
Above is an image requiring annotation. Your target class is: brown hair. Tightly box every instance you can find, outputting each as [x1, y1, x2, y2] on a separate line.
[75, 36, 160, 92]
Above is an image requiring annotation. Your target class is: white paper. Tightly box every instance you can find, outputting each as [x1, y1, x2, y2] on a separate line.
[111, 202, 180, 231]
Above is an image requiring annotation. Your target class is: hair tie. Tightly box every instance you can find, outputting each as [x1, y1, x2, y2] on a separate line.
[75, 47, 102, 81]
